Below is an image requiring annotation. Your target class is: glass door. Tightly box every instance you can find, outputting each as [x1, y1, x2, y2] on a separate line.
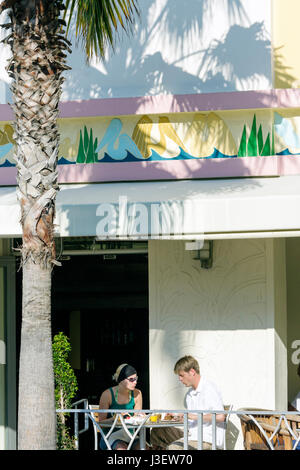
[0, 257, 16, 450]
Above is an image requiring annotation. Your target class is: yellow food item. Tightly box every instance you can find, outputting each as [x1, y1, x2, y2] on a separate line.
[149, 413, 162, 423]
[149, 415, 158, 423]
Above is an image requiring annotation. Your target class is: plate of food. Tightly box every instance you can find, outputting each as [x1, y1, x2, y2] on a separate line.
[161, 413, 183, 423]
[114, 413, 132, 424]
[131, 415, 146, 425]
[115, 414, 146, 425]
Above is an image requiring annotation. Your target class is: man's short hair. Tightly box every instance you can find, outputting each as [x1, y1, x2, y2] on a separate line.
[174, 355, 200, 374]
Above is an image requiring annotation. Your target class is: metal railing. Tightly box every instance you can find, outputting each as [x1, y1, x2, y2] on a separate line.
[56, 403, 300, 451]
[69, 399, 90, 449]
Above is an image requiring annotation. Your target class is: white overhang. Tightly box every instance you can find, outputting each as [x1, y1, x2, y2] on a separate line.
[1, 176, 300, 240]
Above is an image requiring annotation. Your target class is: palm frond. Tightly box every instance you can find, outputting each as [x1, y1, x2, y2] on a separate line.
[64, 0, 139, 59]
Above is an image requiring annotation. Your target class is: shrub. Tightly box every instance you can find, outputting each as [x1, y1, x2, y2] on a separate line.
[53, 332, 78, 450]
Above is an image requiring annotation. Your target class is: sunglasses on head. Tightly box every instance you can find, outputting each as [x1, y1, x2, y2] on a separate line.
[127, 376, 138, 382]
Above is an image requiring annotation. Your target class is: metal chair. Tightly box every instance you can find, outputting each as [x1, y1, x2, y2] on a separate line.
[238, 408, 292, 450]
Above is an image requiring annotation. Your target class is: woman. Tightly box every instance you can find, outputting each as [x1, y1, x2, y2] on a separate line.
[98, 363, 143, 450]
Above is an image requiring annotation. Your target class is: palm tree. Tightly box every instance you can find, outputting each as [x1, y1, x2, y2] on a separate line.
[0, 0, 139, 450]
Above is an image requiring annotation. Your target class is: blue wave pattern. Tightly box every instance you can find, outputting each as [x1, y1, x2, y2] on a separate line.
[1, 149, 300, 169]
[99, 147, 238, 163]
[0, 158, 15, 168]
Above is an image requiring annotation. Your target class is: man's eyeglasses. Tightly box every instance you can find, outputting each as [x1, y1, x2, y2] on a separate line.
[127, 376, 138, 383]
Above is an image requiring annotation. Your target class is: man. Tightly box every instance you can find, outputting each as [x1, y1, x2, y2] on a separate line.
[151, 355, 225, 450]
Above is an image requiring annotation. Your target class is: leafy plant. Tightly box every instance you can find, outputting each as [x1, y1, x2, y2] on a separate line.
[76, 126, 99, 163]
[52, 332, 78, 450]
[238, 114, 274, 157]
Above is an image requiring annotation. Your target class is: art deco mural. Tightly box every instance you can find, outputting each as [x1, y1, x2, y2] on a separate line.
[1, 110, 300, 179]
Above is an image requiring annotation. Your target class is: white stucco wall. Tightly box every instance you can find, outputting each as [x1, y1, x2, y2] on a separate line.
[62, 0, 272, 101]
[0, 0, 272, 104]
[148, 238, 287, 449]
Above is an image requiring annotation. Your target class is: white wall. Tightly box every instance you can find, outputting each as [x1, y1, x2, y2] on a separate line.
[62, 0, 272, 101]
[0, 0, 272, 104]
[148, 238, 287, 449]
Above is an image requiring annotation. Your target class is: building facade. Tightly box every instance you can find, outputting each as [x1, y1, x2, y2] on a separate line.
[0, 0, 300, 449]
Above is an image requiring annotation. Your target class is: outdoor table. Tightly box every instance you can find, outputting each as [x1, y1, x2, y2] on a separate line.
[99, 417, 184, 450]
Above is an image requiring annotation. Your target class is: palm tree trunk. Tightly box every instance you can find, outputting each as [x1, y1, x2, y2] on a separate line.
[18, 258, 56, 449]
[1, 0, 71, 449]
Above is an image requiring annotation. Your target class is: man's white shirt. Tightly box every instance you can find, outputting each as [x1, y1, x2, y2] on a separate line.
[184, 376, 225, 448]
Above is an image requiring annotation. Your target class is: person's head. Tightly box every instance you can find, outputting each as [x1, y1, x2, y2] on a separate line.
[174, 355, 200, 389]
[113, 363, 138, 390]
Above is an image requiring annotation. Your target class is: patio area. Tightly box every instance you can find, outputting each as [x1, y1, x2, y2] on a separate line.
[57, 400, 300, 451]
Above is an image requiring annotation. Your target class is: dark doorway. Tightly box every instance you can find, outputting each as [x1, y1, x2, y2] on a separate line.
[51, 251, 149, 408]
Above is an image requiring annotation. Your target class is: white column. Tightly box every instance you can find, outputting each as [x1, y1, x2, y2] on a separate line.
[266, 238, 287, 409]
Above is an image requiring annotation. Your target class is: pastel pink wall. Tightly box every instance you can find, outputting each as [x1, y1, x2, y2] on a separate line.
[1, 88, 300, 185]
